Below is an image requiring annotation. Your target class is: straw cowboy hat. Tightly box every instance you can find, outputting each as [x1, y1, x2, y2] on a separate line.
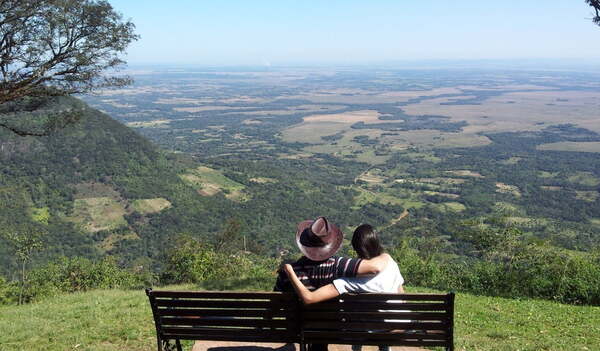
[295, 216, 343, 261]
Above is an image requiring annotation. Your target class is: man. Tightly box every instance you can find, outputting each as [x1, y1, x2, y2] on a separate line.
[273, 216, 389, 351]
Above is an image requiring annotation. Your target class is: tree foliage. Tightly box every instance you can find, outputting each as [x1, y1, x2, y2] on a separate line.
[587, 0, 600, 26]
[0, 0, 138, 136]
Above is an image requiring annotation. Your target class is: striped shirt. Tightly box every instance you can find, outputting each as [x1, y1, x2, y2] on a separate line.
[273, 256, 363, 292]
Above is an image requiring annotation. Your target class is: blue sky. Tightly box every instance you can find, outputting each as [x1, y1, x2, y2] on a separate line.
[109, 0, 600, 65]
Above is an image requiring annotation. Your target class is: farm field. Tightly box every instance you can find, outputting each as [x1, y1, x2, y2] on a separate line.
[78, 66, 600, 262]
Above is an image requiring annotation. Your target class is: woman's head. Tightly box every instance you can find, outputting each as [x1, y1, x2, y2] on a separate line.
[351, 224, 384, 259]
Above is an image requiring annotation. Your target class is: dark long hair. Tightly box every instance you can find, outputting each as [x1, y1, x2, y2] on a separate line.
[351, 224, 384, 259]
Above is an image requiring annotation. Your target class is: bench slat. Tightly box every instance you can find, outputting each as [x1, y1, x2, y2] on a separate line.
[151, 290, 295, 300]
[303, 320, 450, 331]
[155, 299, 295, 309]
[305, 337, 449, 347]
[303, 330, 449, 341]
[161, 317, 296, 328]
[162, 333, 300, 343]
[157, 308, 295, 318]
[303, 311, 450, 321]
[161, 327, 298, 340]
[304, 302, 449, 311]
[340, 293, 450, 302]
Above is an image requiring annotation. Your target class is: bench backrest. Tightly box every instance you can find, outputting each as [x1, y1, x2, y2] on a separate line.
[302, 293, 454, 350]
[146, 289, 300, 345]
[146, 289, 454, 351]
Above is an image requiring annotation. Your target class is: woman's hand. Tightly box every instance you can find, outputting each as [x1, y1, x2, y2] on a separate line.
[284, 264, 294, 276]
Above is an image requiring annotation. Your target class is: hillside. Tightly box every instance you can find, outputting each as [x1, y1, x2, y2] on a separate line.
[1, 285, 599, 351]
[0, 97, 244, 276]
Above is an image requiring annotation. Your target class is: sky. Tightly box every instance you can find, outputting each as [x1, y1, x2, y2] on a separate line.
[109, 0, 600, 66]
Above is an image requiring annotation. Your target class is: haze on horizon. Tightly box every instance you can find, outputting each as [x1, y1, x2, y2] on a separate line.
[109, 0, 600, 66]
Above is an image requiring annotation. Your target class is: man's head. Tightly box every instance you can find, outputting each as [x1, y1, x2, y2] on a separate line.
[295, 216, 343, 261]
[351, 224, 384, 259]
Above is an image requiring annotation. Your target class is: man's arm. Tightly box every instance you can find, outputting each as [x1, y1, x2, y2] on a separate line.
[356, 253, 391, 276]
[284, 264, 340, 304]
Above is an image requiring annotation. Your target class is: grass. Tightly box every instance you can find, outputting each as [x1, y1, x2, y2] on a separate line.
[30, 207, 50, 224]
[131, 198, 172, 214]
[575, 191, 599, 202]
[537, 141, 600, 153]
[70, 197, 128, 233]
[568, 172, 600, 187]
[180, 166, 248, 201]
[435, 202, 467, 212]
[2, 284, 600, 351]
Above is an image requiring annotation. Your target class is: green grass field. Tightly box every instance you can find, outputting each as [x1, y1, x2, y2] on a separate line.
[180, 166, 248, 201]
[1, 285, 599, 351]
[131, 198, 172, 214]
[70, 197, 128, 233]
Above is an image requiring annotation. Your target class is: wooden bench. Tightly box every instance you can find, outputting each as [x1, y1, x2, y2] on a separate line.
[302, 292, 455, 351]
[146, 289, 454, 351]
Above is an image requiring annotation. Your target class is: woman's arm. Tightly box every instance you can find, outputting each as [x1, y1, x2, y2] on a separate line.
[284, 264, 340, 304]
[356, 253, 391, 275]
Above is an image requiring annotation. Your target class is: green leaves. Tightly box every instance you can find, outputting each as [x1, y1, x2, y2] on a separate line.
[0, 0, 138, 135]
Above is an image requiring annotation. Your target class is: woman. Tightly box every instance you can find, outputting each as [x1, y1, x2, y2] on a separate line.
[284, 224, 404, 351]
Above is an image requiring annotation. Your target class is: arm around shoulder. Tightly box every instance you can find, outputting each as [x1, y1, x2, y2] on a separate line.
[356, 253, 391, 275]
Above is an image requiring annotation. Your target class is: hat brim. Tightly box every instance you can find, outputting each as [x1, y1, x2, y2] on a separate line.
[295, 220, 343, 261]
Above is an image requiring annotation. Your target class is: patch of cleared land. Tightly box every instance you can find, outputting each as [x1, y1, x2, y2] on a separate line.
[538, 171, 558, 178]
[496, 183, 521, 197]
[401, 90, 600, 134]
[537, 142, 600, 153]
[501, 157, 523, 165]
[541, 186, 562, 191]
[126, 119, 171, 128]
[445, 170, 484, 178]
[575, 191, 599, 202]
[249, 177, 277, 184]
[180, 166, 247, 201]
[436, 202, 467, 212]
[424, 191, 460, 199]
[131, 198, 172, 214]
[70, 197, 128, 232]
[173, 106, 253, 113]
[568, 172, 600, 187]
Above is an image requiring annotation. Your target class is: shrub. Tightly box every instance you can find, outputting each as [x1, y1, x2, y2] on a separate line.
[19, 256, 147, 303]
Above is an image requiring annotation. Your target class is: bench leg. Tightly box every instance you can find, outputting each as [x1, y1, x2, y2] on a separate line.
[176, 339, 182, 351]
[300, 343, 307, 351]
